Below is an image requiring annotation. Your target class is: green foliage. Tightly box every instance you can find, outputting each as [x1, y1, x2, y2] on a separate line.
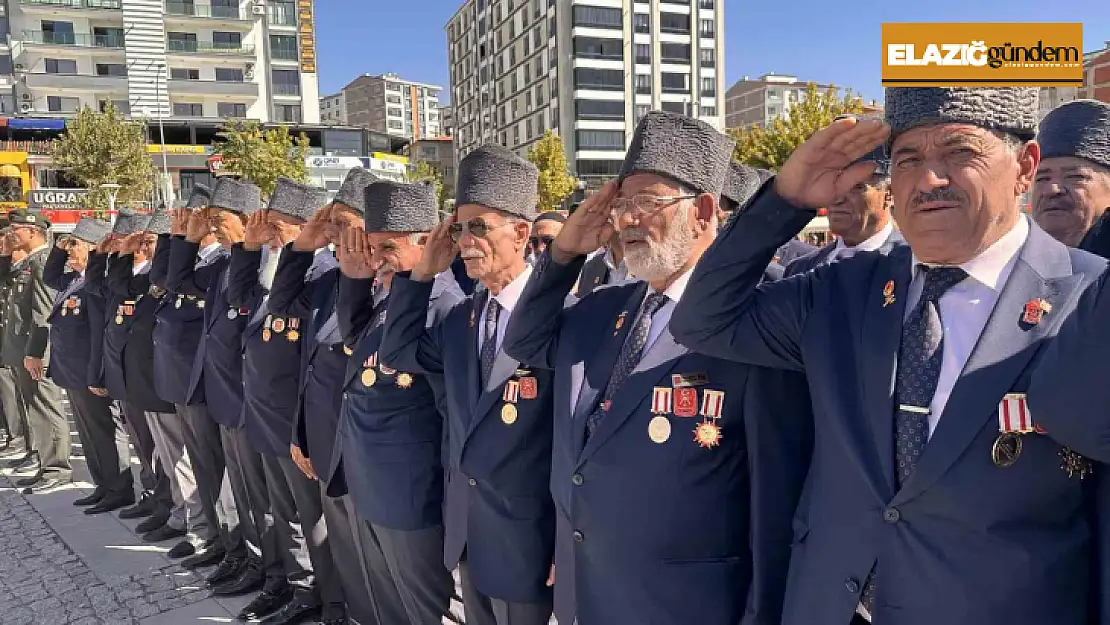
[51, 104, 154, 213]
[527, 130, 577, 212]
[213, 120, 311, 196]
[730, 83, 866, 171]
[409, 160, 447, 209]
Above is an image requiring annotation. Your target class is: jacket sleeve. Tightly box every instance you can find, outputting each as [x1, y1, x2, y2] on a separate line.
[337, 275, 375, 345]
[43, 247, 74, 292]
[670, 184, 824, 373]
[267, 245, 317, 318]
[149, 234, 172, 290]
[0, 256, 11, 280]
[166, 238, 203, 297]
[503, 251, 585, 370]
[379, 274, 447, 375]
[85, 289, 108, 387]
[24, 254, 58, 359]
[83, 252, 109, 298]
[228, 244, 264, 308]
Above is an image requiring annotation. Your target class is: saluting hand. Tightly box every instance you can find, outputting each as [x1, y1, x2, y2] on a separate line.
[214, 211, 246, 246]
[120, 232, 143, 255]
[411, 216, 457, 282]
[774, 116, 890, 209]
[552, 180, 618, 262]
[243, 210, 273, 251]
[170, 208, 189, 236]
[185, 209, 211, 243]
[337, 227, 376, 280]
[293, 205, 332, 252]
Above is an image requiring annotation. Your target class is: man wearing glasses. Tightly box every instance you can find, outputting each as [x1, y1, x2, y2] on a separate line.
[525, 212, 564, 266]
[2, 209, 72, 494]
[381, 144, 556, 625]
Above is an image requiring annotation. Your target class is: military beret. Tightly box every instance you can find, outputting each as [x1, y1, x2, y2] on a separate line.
[7, 208, 50, 230]
[70, 217, 112, 244]
[456, 144, 539, 221]
[620, 111, 736, 196]
[333, 167, 379, 215]
[721, 162, 763, 210]
[885, 87, 1039, 143]
[209, 178, 262, 215]
[145, 206, 172, 235]
[1038, 99, 1110, 171]
[112, 209, 150, 235]
[363, 180, 439, 233]
[186, 184, 211, 209]
[268, 178, 328, 222]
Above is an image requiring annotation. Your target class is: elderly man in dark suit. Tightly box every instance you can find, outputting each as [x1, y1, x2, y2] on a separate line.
[672, 87, 1110, 625]
[503, 111, 813, 625]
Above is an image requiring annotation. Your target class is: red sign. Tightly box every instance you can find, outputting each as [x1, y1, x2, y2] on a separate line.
[39, 209, 119, 224]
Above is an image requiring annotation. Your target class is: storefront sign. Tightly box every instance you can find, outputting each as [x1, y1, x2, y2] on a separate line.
[28, 188, 89, 209]
[305, 155, 365, 170]
[147, 144, 211, 155]
[367, 157, 407, 182]
[298, 0, 317, 73]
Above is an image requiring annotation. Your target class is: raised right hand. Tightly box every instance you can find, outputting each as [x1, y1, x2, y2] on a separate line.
[552, 180, 618, 261]
[774, 116, 890, 209]
[170, 208, 190, 236]
[293, 204, 332, 252]
[185, 209, 211, 243]
[120, 232, 143, 254]
[337, 227, 376, 279]
[243, 210, 273, 251]
[412, 216, 457, 282]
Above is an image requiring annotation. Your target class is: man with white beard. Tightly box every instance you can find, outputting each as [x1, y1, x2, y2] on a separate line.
[501, 111, 813, 625]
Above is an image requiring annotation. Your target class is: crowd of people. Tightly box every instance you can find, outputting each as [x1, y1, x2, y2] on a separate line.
[0, 87, 1109, 625]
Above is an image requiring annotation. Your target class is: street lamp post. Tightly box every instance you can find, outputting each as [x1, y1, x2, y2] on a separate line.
[100, 182, 121, 215]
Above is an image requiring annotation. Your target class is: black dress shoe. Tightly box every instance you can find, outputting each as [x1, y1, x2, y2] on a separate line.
[319, 618, 349, 625]
[73, 489, 105, 507]
[142, 524, 186, 543]
[212, 562, 264, 597]
[167, 539, 196, 559]
[119, 495, 158, 519]
[84, 492, 135, 515]
[15, 472, 44, 488]
[205, 555, 246, 586]
[23, 477, 72, 495]
[237, 586, 292, 621]
[182, 542, 226, 569]
[135, 508, 171, 533]
[259, 595, 321, 625]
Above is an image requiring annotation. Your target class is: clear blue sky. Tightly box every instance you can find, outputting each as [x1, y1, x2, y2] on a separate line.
[315, 0, 1108, 105]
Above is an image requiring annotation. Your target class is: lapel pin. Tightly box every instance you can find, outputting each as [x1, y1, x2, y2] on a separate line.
[614, 311, 628, 335]
[882, 280, 896, 308]
[469, 308, 476, 328]
[1022, 299, 1052, 325]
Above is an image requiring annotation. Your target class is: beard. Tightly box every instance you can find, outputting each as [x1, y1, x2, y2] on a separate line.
[622, 207, 695, 283]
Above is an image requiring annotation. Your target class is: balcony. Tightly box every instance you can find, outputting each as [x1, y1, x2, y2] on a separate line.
[267, 6, 298, 27]
[167, 78, 259, 97]
[19, 0, 121, 13]
[164, 2, 252, 25]
[166, 40, 255, 57]
[24, 72, 128, 92]
[19, 30, 125, 53]
[272, 83, 302, 97]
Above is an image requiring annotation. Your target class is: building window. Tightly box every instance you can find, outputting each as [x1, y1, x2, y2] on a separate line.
[699, 18, 715, 38]
[573, 37, 623, 60]
[44, 58, 77, 74]
[576, 159, 622, 177]
[270, 35, 298, 61]
[173, 102, 204, 116]
[271, 69, 301, 96]
[533, 26, 542, 49]
[661, 72, 689, 93]
[633, 13, 650, 34]
[571, 5, 621, 29]
[388, 120, 403, 130]
[526, 118, 533, 139]
[536, 83, 544, 105]
[700, 48, 716, 67]
[575, 99, 624, 120]
[635, 43, 651, 64]
[215, 67, 244, 82]
[700, 77, 716, 96]
[661, 101, 686, 114]
[576, 129, 624, 150]
[212, 31, 242, 50]
[41, 21, 75, 45]
[268, 0, 297, 26]
[635, 104, 650, 124]
[216, 102, 247, 118]
[274, 104, 302, 123]
[47, 96, 80, 112]
[660, 13, 690, 34]
[96, 63, 127, 77]
[574, 68, 624, 91]
[167, 32, 198, 52]
[699, 0, 714, 7]
[211, 0, 239, 18]
[170, 68, 200, 80]
[99, 99, 130, 115]
[386, 94, 402, 105]
[661, 43, 691, 63]
[700, 105, 717, 117]
[635, 74, 651, 94]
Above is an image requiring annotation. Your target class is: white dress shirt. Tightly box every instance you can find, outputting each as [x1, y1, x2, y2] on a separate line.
[907, 216, 1029, 437]
[196, 242, 223, 269]
[132, 259, 151, 276]
[477, 264, 533, 360]
[642, 268, 693, 352]
[834, 221, 894, 260]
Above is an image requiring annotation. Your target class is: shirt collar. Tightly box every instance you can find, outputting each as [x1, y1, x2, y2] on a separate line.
[198, 242, 223, 261]
[836, 221, 893, 253]
[132, 259, 151, 275]
[911, 215, 1029, 292]
[653, 267, 693, 304]
[489, 264, 533, 315]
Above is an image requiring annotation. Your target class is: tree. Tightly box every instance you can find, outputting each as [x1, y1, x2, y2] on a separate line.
[51, 103, 154, 213]
[527, 130, 577, 212]
[409, 160, 447, 209]
[730, 83, 866, 171]
[213, 120, 310, 196]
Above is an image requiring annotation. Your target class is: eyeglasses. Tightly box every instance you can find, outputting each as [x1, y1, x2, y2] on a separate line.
[138, 237, 158, 247]
[60, 237, 78, 250]
[610, 194, 697, 218]
[528, 235, 554, 249]
[448, 218, 512, 242]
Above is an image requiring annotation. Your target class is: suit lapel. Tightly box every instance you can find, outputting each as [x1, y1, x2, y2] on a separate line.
[465, 294, 521, 442]
[463, 292, 485, 415]
[893, 227, 1080, 504]
[861, 246, 913, 496]
[571, 283, 647, 426]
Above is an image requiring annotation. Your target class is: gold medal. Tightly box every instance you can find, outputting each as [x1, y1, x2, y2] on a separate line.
[694, 421, 723, 449]
[115, 314, 124, 325]
[272, 318, 286, 332]
[991, 432, 1022, 468]
[263, 329, 272, 342]
[287, 330, 300, 342]
[396, 373, 413, 389]
[343, 345, 353, 356]
[501, 403, 518, 425]
[362, 368, 377, 387]
[648, 415, 671, 444]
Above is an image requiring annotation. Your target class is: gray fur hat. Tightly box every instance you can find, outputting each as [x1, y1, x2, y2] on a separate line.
[1038, 99, 1110, 171]
[186, 184, 211, 209]
[620, 111, 736, 195]
[456, 144, 539, 221]
[885, 87, 1039, 142]
[268, 177, 328, 222]
[721, 162, 763, 210]
[333, 167, 379, 214]
[112, 209, 150, 235]
[145, 206, 172, 235]
[209, 178, 262, 215]
[71, 217, 112, 244]
[363, 180, 439, 233]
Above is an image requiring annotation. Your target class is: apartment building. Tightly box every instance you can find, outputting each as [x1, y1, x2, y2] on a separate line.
[724, 73, 836, 129]
[3, 0, 320, 123]
[319, 73, 442, 140]
[1081, 43, 1110, 103]
[446, 0, 726, 184]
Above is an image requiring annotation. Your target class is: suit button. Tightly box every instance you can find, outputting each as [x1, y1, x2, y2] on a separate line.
[571, 473, 583, 486]
[467, 478, 476, 487]
[883, 507, 900, 523]
[845, 578, 860, 594]
[572, 530, 584, 543]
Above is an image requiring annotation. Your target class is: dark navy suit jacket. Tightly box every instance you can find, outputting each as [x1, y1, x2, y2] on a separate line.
[381, 274, 556, 605]
[783, 228, 904, 278]
[503, 252, 812, 625]
[329, 272, 462, 529]
[774, 238, 817, 267]
[671, 184, 1109, 625]
[44, 247, 107, 391]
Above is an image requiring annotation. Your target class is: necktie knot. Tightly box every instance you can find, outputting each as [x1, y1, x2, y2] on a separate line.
[919, 266, 967, 302]
[642, 292, 668, 318]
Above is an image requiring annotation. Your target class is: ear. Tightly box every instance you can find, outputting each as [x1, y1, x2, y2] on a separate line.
[514, 219, 531, 248]
[694, 193, 717, 229]
[1015, 140, 1040, 195]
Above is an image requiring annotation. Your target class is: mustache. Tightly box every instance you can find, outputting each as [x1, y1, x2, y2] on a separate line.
[619, 228, 649, 243]
[911, 187, 964, 209]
